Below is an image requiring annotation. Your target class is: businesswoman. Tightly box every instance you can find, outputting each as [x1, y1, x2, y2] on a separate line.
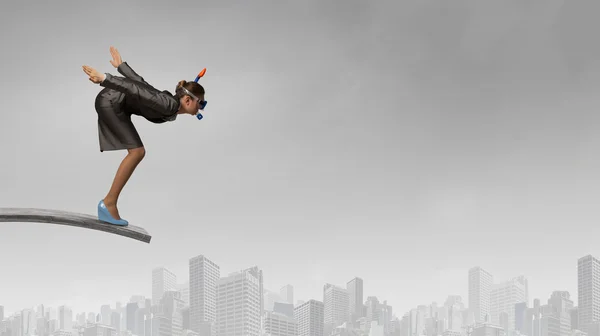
[82, 47, 206, 226]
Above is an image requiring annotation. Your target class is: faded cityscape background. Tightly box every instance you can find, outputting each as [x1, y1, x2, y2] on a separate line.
[0, 253, 599, 336]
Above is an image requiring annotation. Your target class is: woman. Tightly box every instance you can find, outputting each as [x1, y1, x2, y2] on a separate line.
[82, 46, 206, 226]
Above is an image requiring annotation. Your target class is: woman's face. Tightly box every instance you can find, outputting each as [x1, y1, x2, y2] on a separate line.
[182, 95, 205, 115]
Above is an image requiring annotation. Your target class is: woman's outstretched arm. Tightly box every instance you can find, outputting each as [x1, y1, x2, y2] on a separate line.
[110, 47, 149, 85]
[117, 62, 149, 85]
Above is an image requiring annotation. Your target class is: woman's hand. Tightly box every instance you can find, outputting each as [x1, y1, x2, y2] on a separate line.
[109, 46, 122, 68]
[82, 65, 105, 84]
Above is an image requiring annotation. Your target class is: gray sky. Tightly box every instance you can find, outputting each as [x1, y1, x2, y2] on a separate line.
[2, 0, 600, 317]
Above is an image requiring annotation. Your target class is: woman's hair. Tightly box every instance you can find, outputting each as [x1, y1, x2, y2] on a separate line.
[175, 80, 205, 100]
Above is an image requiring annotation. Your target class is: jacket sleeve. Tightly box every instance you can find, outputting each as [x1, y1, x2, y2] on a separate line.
[117, 62, 149, 84]
[100, 73, 179, 117]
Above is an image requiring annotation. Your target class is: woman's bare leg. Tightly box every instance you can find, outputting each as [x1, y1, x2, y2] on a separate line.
[103, 147, 146, 219]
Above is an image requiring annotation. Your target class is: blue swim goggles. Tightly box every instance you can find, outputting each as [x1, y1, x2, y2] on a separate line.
[180, 87, 207, 120]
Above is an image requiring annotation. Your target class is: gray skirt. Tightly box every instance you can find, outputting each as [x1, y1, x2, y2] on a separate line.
[94, 88, 144, 152]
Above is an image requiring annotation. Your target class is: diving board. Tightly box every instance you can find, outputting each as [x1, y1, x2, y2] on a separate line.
[0, 208, 151, 243]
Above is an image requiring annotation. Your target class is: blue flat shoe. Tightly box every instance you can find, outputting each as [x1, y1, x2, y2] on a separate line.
[97, 200, 129, 226]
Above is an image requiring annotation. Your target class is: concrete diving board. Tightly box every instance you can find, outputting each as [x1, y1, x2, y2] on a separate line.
[0, 207, 151, 243]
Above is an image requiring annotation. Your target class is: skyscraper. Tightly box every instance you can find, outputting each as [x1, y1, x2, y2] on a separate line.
[101, 305, 112, 326]
[323, 283, 349, 334]
[176, 282, 190, 307]
[152, 267, 178, 306]
[515, 302, 527, 333]
[490, 276, 528, 332]
[469, 267, 493, 323]
[246, 266, 264, 313]
[280, 285, 294, 305]
[156, 291, 186, 336]
[548, 291, 574, 336]
[58, 306, 72, 331]
[347, 277, 364, 323]
[216, 268, 262, 336]
[578, 255, 600, 333]
[111, 311, 121, 332]
[295, 300, 324, 336]
[21, 309, 34, 336]
[126, 302, 139, 334]
[263, 311, 298, 336]
[264, 289, 285, 312]
[189, 255, 220, 335]
[364, 297, 393, 335]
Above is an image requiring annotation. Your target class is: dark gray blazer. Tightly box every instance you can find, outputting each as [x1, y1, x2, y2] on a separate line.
[99, 62, 180, 123]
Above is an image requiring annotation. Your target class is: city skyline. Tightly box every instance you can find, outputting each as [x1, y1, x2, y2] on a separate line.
[0, 251, 594, 321]
[2, 252, 598, 336]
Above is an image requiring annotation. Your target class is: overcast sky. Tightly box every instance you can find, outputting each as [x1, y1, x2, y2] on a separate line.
[2, 0, 600, 317]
